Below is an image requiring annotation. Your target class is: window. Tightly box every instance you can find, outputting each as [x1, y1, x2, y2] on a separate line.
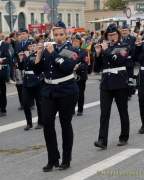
[41, 13, 44, 24]
[19, 0, 26, 7]
[31, 13, 34, 24]
[94, 0, 100, 10]
[67, 13, 71, 27]
[76, 14, 79, 27]
[58, 13, 62, 21]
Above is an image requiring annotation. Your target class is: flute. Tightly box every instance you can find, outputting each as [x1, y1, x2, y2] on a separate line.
[135, 40, 144, 45]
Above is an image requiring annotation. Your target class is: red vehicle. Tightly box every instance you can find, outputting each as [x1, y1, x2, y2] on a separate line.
[28, 24, 50, 33]
[66, 27, 86, 34]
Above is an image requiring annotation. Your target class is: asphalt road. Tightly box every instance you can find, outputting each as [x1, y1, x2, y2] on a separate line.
[0, 74, 144, 180]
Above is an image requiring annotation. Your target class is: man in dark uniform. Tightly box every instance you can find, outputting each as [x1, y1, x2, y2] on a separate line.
[134, 36, 144, 134]
[94, 24, 131, 149]
[72, 34, 88, 116]
[18, 42, 43, 131]
[121, 23, 136, 99]
[35, 21, 79, 172]
[16, 29, 33, 54]
[15, 29, 35, 110]
[0, 33, 11, 117]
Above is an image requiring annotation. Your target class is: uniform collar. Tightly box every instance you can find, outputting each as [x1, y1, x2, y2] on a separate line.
[56, 41, 69, 51]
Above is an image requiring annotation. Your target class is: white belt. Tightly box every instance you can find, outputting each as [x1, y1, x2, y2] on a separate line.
[141, 67, 144, 70]
[44, 74, 74, 85]
[103, 67, 126, 74]
[0, 57, 6, 62]
[24, 71, 34, 75]
[0, 64, 7, 70]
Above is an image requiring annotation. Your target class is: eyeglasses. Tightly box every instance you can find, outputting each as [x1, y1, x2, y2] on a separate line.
[53, 33, 65, 37]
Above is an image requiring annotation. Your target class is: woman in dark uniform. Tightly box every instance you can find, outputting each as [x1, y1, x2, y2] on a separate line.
[94, 24, 132, 149]
[35, 21, 79, 172]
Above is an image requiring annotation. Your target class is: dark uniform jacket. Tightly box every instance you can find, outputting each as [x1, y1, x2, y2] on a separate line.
[16, 39, 33, 54]
[34, 41, 79, 98]
[74, 47, 88, 81]
[18, 52, 43, 88]
[122, 35, 136, 70]
[134, 44, 144, 86]
[94, 42, 132, 90]
[0, 41, 11, 82]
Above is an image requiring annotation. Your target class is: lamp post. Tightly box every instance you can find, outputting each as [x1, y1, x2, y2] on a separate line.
[9, 0, 13, 32]
[47, 0, 59, 25]
[3, 0, 15, 32]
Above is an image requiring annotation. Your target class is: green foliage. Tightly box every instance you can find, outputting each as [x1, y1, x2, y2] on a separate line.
[105, 0, 129, 10]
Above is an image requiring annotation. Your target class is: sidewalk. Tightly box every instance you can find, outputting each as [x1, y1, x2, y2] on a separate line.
[6, 83, 17, 94]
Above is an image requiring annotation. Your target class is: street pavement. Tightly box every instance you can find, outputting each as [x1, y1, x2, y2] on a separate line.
[0, 74, 144, 180]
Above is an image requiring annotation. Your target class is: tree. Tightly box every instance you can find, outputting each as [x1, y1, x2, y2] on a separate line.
[105, 0, 129, 10]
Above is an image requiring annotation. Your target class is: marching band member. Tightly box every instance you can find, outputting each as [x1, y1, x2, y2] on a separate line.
[18, 42, 43, 131]
[135, 35, 144, 134]
[94, 24, 131, 149]
[0, 33, 11, 117]
[35, 21, 79, 172]
[121, 23, 136, 100]
[72, 34, 88, 116]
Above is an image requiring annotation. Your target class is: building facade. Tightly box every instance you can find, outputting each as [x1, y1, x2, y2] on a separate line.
[85, 0, 144, 31]
[58, 0, 85, 28]
[128, 0, 144, 17]
[0, 0, 85, 33]
[85, 0, 123, 31]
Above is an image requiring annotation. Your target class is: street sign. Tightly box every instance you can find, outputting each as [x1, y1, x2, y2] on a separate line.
[4, 15, 17, 29]
[47, 0, 59, 24]
[5, 1, 16, 14]
[125, 8, 132, 19]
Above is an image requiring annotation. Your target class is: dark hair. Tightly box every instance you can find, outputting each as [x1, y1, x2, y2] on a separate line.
[90, 31, 94, 37]
[35, 35, 44, 43]
[101, 30, 105, 36]
[5, 36, 10, 41]
[9, 32, 15, 38]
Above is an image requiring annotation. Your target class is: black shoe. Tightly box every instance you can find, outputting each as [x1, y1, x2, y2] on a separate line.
[73, 111, 76, 115]
[117, 140, 128, 146]
[43, 161, 59, 172]
[0, 112, 7, 117]
[94, 141, 107, 150]
[77, 112, 83, 116]
[59, 162, 70, 170]
[128, 97, 131, 101]
[18, 106, 23, 111]
[138, 126, 144, 134]
[35, 124, 43, 130]
[31, 106, 35, 110]
[24, 124, 33, 131]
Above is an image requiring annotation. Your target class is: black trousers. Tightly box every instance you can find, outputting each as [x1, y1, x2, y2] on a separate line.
[138, 86, 144, 127]
[98, 88, 130, 146]
[42, 94, 78, 164]
[127, 66, 134, 98]
[16, 84, 23, 108]
[22, 85, 42, 126]
[77, 80, 86, 113]
[0, 82, 7, 112]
